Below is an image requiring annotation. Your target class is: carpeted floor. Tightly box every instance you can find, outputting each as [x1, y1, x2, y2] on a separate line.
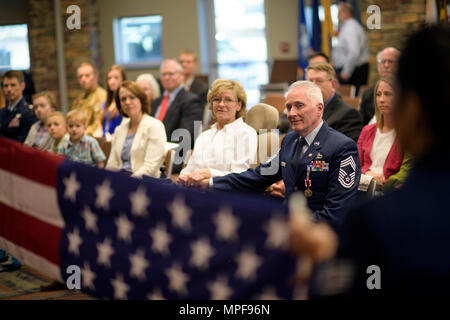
[0, 265, 94, 300]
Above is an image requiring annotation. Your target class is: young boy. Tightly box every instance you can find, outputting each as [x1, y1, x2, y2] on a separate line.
[24, 91, 56, 150]
[59, 110, 106, 167]
[47, 111, 69, 154]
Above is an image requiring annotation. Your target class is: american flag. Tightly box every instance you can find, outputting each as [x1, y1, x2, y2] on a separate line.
[1, 137, 301, 300]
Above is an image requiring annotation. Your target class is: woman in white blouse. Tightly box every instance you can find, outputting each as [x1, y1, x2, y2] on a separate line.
[177, 79, 257, 187]
[357, 76, 403, 188]
[106, 81, 167, 178]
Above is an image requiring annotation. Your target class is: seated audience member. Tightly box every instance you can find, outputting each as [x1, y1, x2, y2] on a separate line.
[289, 26, 450, 297]
[178, 50, 209, 103]
[360, 47, 400, 125]
[106, 81, 166, 178]
[200, 81, 361, 227]
[0, 70, 37, 142]
[100, 65, 126, 140]
[136, 73, 161, 107]
[47, 111, 69, 153]
[71, 62, 107, 136]
[177, 79, 257, 186]
[306, 62, 363, 142]
[151, 59, 204, 143]
[24, 91, 56, 150]
[151, 59, 204, 173]
[357, 76, 403, 189]
[59, 110, 106, 167]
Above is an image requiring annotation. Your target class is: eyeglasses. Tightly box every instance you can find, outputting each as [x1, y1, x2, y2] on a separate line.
[212, 97, 238, 106]
[377, 59, 397, 65]
[161, 71, 180, 77]
[309, 78, 332, 85]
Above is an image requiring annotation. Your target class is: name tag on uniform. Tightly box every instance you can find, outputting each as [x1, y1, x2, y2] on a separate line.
[309, 160, 329, 172]
[281, 161, 286, 167]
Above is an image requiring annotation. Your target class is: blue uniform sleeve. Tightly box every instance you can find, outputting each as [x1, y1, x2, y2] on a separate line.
[212, 153, 282, 195]
[313, 139, 361, 227]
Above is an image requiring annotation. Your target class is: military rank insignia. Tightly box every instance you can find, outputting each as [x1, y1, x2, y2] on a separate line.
[338, 156, 356, 188]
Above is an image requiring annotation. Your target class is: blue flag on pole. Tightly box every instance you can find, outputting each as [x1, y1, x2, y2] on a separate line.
[298, 0, 311, 78]
[311, 0, 322, 52]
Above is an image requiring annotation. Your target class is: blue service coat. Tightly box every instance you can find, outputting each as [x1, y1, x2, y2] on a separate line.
[213, 122, 361, 225]
[0, 98, 37, 143]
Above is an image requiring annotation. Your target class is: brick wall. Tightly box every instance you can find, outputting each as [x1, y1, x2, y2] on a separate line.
[28, 0, 103, 109]
[359, 0, 426, 85]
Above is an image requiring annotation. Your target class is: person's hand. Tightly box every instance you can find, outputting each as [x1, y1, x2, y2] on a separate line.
[340, 71, 350, 82]
[268, 180, 286, 198]
[176, 174, 190, 186]
[197, 178, 210, 189]
[178, 169, 211, 187]
[365, 170, 386, 186]
[289, 219, 338, 264]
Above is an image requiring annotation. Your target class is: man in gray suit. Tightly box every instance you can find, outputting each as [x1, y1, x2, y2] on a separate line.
[306, 63, 362, 142]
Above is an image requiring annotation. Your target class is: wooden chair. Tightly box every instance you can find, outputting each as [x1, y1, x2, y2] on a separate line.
[338, 84, 356, 98]
[95, 137, 112, 163]
[342, 96, 361, 111]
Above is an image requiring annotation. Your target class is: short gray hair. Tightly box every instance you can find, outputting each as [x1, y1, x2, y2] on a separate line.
[285, 80, 324, 105]
[136, 73, 161, 100]
[160, 59, 183, 73]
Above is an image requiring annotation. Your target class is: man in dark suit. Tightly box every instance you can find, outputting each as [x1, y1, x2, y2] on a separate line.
[178, 50, 209, 104]
[200, 81, 360, 228]
[359, 47, 400, 125]
[306, 63, 362, 142]
[0, 70, 37, 142]
[290, 26, 450, 297]
[151, 59, 204, 172]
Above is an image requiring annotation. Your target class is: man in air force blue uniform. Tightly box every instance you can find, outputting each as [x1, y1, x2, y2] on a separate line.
[203, 81, 361, 227]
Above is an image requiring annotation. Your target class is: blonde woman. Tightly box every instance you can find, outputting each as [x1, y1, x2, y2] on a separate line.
[177, 79, 257, 187]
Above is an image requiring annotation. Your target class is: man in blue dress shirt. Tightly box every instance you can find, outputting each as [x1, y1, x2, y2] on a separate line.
[200, 81, 361, 228]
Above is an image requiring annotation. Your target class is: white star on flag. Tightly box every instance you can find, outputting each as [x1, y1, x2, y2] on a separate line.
[95, 179, 114, 210]
[207, 275, 233, 300]
[63, 172, 80, 202]
[264, 214, 289, 249]
[81, 261, 96, 290]
[111, 273, 130, 300]
[146, 288, 166, 300]
[189, 237, 215, 270]
[81, 205, 98, 234]
[213, 206, 240, 242]
[97, 237, 114, 268]
[165, 263, 189, 296]
[149, 223, 172, 256]
[115, 213, 134, 243]
[129, 186, 150, 217]
[253, 286, 280, 300]
[129, 248, 149, 281]
[67, 227, 82, 256]
[167, 195, 192, 232]
[235, 246, 262, 281]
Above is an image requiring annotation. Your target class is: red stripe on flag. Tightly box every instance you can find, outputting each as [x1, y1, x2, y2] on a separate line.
[0, 201, 62, 265]
[0, 137, 64, 187]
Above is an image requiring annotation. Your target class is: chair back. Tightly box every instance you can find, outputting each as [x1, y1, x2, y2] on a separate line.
[95, 137, 112, 162]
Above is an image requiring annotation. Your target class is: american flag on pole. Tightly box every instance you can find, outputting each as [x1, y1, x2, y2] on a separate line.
[0, 137, 300, 299]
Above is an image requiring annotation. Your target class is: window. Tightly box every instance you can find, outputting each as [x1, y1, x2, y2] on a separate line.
[213, 0, 268, 107]
[0, 24, 30, 71]
[113, 15, 162, 68]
